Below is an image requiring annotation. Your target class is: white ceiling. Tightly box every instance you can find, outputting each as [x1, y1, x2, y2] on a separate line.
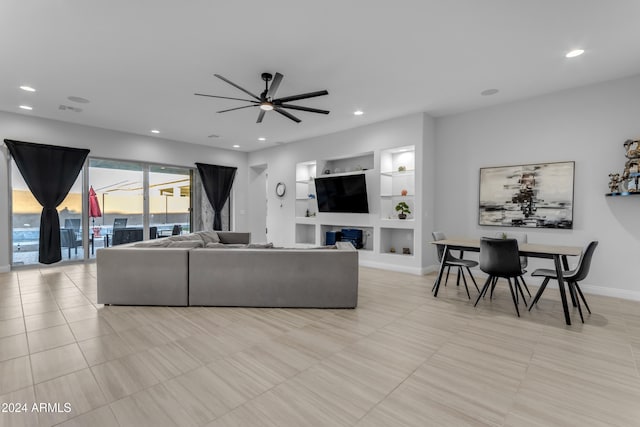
[2, 1, 640, 152]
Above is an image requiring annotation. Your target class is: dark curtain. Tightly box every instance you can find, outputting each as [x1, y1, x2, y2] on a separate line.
[5, 139, 89, 264]
[195, 163, 237, 230]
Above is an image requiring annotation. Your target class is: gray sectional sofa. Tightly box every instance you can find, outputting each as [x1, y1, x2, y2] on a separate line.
[96, 231, 358, 308]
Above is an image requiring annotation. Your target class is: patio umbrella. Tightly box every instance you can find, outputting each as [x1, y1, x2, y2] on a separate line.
[89, 186, 102, 234]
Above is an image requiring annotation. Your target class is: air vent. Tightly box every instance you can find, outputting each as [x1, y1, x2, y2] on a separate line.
[59, 105, 82, 113]
[207, 134, 220, 138]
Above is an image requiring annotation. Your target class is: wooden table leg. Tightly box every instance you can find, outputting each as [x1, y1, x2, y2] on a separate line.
[554, 255, 571, 325]
[433, 245, 449, 297]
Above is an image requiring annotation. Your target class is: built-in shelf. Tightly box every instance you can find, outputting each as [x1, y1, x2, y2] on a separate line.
[380, 194, 415, 198]
[606, 192, 640, 197]
[380, 169, 415, 177]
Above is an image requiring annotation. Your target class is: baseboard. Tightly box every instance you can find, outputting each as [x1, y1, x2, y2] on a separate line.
[427, 265, 640, 302]
[359, 260, 424, 275]
[0, 265, 10, 273]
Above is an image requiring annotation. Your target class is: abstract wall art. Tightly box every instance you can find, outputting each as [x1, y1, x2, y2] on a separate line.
[479, 161, 574, 228]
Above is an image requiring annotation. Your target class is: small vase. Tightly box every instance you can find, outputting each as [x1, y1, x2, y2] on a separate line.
[398, 213, 407, 220]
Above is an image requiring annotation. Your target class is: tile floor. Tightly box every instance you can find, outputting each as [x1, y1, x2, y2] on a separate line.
[0, 264, 639, 426]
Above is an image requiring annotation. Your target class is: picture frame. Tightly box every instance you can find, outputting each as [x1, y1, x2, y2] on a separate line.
[478, 161, 574, 229]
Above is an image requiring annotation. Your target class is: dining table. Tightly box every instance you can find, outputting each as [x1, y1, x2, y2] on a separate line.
[431, 238, 583, 325]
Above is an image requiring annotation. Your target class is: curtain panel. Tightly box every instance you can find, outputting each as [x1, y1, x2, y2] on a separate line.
[5, 139, 89, 264]
[195, 163, 237, 230]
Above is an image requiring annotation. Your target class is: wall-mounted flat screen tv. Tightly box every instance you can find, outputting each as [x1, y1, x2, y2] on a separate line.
[315, 174, 369, 213]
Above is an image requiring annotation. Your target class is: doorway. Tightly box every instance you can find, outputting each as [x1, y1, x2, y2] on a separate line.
[249, 164, 268, 242]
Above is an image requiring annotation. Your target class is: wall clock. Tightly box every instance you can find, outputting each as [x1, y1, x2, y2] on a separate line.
[275, 182, 286, 197]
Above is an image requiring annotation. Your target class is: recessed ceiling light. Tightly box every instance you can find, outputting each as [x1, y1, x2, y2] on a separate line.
[354, 110, 364, 116]
[19, 105, 33, 110]
[565, 49, 584, 58]
[150, 129, 160, 134]
[67, 96, 90, 103]
[20, 85, 36, 92]
[481, 88, 499, 96]
[258, 137, 266, 141]
[233, 144, 240, 148]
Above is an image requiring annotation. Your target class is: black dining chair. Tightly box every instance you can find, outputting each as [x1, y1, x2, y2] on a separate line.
[528, 241, 598, 323]
[432, 231, 479, 299]
[113, 218, 128, 229]
[494, 232, 531, 298]
[474, 237, 528, 317]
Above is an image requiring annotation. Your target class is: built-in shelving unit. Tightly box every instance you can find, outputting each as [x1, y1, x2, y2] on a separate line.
[379, 146, 416, 256]
[293, 146, 420, 273]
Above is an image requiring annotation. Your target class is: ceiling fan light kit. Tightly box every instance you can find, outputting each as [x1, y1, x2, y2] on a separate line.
[195, 72, 329, 123]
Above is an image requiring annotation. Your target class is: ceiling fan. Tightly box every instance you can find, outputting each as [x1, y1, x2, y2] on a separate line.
[195, 72, 329, 123]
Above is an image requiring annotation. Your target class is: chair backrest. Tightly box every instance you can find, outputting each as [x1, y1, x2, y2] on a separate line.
[149, 226, 157, 240]
[432, 231, 446, 262]
[494, 231, 528, 269]
[570, 241, 598, 282]
[479, 237, 522, 278]
[60, 228, 76, 248]
[171, 224, 182, 236]
[112, 228, 143, 246]
[113, 218, 128, 229]
[64, 218, 81, 232]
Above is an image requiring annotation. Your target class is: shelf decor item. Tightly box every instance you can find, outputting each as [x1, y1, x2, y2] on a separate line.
[395, 201, 411, 219]
[398, 165, 406, 172]
[401, 189, 408, 196]
[479, 161, 574, 229]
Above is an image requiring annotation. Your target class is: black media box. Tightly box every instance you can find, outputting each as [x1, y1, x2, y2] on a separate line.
[340, 228, 363, 249]
[326, 231, 342, 246]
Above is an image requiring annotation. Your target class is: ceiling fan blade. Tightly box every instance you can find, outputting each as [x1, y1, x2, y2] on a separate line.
[274, 90, 328, 104]
[214, 74, 261, 100]
[274, 107, 301, 123]
[217, 104, 259, 113]
[256, 110, 266, 123]
[194, 93, 259, 103]
[280, 104, 330, 114]
[266, 72, 283, 99]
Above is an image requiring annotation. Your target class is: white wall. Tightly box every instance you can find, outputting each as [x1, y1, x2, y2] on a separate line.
[435, 74, 640, 299]
[248, 112, 437, 271]
[0, 111, 248, 271]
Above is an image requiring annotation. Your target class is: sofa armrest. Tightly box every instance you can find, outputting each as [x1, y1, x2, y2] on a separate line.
[97, 247, 190, 306]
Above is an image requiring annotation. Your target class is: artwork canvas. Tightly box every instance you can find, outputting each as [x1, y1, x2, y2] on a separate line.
[479, 161, 574, 229]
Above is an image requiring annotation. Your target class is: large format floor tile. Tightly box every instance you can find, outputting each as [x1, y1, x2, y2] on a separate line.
[0, 263, 639, 426]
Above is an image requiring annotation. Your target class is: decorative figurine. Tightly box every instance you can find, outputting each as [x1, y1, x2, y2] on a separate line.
[401, 189, 408, 196]
[389, 247, 396, 253]
[402, 248, 411, 255]
[398, 165, 406, 172]
[608, 173, 621, 193]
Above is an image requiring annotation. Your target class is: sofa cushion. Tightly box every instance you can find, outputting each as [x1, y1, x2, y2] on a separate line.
[167, 234, 203, 242]
[194, 231, 220, 244]
[217, 232, 251, 244]
[168, 240, 204, 248]
[134, 239, 172, 248]
[205, 242, 247, 248]
[247, 242, 274, 249]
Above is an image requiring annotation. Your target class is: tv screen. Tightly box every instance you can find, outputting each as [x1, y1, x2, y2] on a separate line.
[315, 174, 369, 213]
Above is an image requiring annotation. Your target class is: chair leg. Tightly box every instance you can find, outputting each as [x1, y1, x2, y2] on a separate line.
[514, 277, 528, 306]
[519, 275, 532, 297]
[528, 277, 550, 311]
[465, 266, 480, 292]
[459, 268, 470, 299]
[474, 276, 493, 307]
[572, 282, 584, 323]
[507, 278, 521, 317]
[444, 266, 451, 287]
[574, 283, 591, 314]
[490, 276, 498, 300]
[456, 268, 461, 287]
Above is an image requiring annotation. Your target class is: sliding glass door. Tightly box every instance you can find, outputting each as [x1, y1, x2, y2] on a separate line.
[149, 165, 191, 237]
